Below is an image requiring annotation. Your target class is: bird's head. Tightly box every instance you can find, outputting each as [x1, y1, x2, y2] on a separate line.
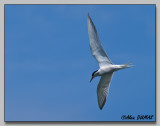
[90, 70, 98, 82]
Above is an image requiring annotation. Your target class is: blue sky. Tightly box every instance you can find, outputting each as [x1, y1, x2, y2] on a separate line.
[5, 5, 155, 121]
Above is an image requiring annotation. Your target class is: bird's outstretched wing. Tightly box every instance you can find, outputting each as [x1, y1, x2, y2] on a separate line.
[97, 73, 113, 110]
[88, 14, 113, 67]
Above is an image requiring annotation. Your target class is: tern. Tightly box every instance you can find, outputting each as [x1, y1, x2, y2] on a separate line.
[88, 14, 133, 110]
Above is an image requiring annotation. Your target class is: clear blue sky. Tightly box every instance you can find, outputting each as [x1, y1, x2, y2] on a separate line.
[5, 5, 155, 121]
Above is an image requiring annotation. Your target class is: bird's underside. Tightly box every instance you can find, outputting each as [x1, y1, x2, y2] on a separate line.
[87, 14, 132, 110]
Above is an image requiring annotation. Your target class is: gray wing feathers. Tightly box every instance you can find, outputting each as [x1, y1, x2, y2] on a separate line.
[88, 14, 113, 67]
[97, 73, 113, 110]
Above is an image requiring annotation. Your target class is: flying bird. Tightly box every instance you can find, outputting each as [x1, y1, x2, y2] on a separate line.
[88, 14, 133, 110]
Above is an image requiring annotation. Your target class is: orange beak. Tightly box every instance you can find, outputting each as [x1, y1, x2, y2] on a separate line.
[90, 77, 94, 82]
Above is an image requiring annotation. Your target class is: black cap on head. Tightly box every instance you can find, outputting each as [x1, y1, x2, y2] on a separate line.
[92, 70, 98, 77]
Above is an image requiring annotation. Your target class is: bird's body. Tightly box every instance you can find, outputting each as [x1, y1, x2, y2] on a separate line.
[87, 14, 133, 110]
[96, 64, 130, 76]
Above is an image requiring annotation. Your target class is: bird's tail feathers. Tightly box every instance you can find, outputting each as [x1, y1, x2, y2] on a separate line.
[121, 63, 134, 69]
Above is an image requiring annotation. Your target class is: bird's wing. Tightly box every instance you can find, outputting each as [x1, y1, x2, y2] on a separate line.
[88, 14, 113, 67]
[97, 73, 113, 110]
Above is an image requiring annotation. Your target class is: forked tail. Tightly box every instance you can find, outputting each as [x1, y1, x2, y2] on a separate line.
[114, 63, 134, 71]
[121, 63, 134, 69]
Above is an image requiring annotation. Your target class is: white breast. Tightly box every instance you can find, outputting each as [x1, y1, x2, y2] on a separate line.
[98, 65, 115, 76]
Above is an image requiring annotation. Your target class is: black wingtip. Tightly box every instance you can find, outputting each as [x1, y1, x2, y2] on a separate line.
[99, 105, 103, 110]
[99, 97, 106, 110]
[88, 13, 90, 19]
